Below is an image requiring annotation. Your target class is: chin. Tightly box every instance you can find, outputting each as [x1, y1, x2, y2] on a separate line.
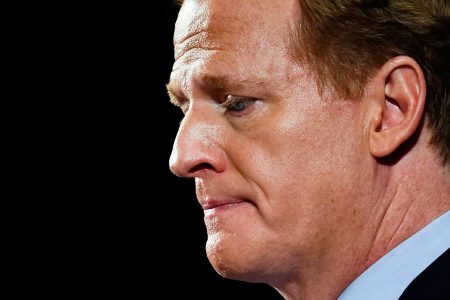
[205, 231, 274, 283]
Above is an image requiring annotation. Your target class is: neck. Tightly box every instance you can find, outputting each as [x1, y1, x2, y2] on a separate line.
[272, 138, 450, 300]
[362, 148, 450, 271]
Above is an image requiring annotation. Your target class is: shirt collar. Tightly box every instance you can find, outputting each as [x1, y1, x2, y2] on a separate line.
[339, 210, 450, 300]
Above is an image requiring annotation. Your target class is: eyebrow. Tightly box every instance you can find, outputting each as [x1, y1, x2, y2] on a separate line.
[166, 74, 250, 107]
[166, 82, 185, 108]
[199, 74, 246, 92]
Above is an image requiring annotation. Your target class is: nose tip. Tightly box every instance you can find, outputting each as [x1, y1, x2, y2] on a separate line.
[169, 144, 224, 178]
[169, 109, 227, 178]
[169, 150, 183, 177]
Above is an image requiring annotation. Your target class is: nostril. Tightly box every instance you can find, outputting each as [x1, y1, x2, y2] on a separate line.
[189, 163, 215, 174]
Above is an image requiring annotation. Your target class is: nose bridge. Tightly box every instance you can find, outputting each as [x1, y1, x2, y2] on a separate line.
[169, 108, 226, 177]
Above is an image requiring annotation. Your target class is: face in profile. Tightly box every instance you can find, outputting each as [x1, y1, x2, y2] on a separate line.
[168, 0, 373, 286]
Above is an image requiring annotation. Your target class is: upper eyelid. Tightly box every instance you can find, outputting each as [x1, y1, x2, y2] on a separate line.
[220, 96, 260, 115]
[166, 79, 257, 111]
[221, 95, 246, 107]
[222, 95, 258, 104]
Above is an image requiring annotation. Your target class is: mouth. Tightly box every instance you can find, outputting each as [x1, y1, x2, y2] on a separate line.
[201, 197, 255, 223]
[202, 198, 249, 210]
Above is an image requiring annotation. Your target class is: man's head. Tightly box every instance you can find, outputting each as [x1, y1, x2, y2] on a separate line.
[167, 0, 449, 298]
[173, 0, 450, 166]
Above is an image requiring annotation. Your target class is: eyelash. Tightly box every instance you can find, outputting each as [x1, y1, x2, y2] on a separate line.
[220, 96, 254, 113]
[176, 96, 257, 118]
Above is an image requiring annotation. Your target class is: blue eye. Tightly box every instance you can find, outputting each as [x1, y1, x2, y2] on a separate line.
[229, 99, 250, 112]
[222, 96, 253, 113]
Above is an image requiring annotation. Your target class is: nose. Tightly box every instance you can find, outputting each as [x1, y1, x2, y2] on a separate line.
[169, 111, 226, 178]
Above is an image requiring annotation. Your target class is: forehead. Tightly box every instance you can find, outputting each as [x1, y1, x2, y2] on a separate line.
[170, 0, 303, 98]
[174, 0, 299, 59]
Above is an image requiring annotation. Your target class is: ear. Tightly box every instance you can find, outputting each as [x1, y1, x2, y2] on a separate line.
[367, 56, 426, 158]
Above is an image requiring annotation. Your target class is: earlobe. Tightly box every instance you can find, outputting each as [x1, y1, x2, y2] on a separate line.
[369, 56, 426, 158]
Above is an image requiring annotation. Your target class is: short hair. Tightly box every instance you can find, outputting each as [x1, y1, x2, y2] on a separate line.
[294, 0, 450, 166]
[175, 0, 450, 166]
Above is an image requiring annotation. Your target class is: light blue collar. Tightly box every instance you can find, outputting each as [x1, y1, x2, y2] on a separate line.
[339, 210, 450, 300]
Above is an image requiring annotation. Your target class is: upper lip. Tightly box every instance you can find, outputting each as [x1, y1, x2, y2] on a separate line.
[201, 198, 248, 210]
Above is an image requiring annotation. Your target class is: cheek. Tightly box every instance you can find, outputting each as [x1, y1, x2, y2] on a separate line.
[231, 101, 363, 226]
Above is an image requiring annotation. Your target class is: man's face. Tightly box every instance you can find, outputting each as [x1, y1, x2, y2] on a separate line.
[169, 0, 372, 284]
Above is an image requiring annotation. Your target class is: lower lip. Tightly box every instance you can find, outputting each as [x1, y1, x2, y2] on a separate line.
[203, 202, 250, 217]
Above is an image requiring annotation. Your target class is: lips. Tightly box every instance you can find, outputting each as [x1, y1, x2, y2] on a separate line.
[202, 198, 248, 210]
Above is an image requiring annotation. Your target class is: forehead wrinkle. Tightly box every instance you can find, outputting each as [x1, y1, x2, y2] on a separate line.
[172, 0, 301, 99]
[174, 0, 211, 43]
[174, 18, 235, 61]
[175, 30, 212, 61]
[175, 28, 210, 46]
[175, 32, 226, 61]
[174, 2, 248, 60]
